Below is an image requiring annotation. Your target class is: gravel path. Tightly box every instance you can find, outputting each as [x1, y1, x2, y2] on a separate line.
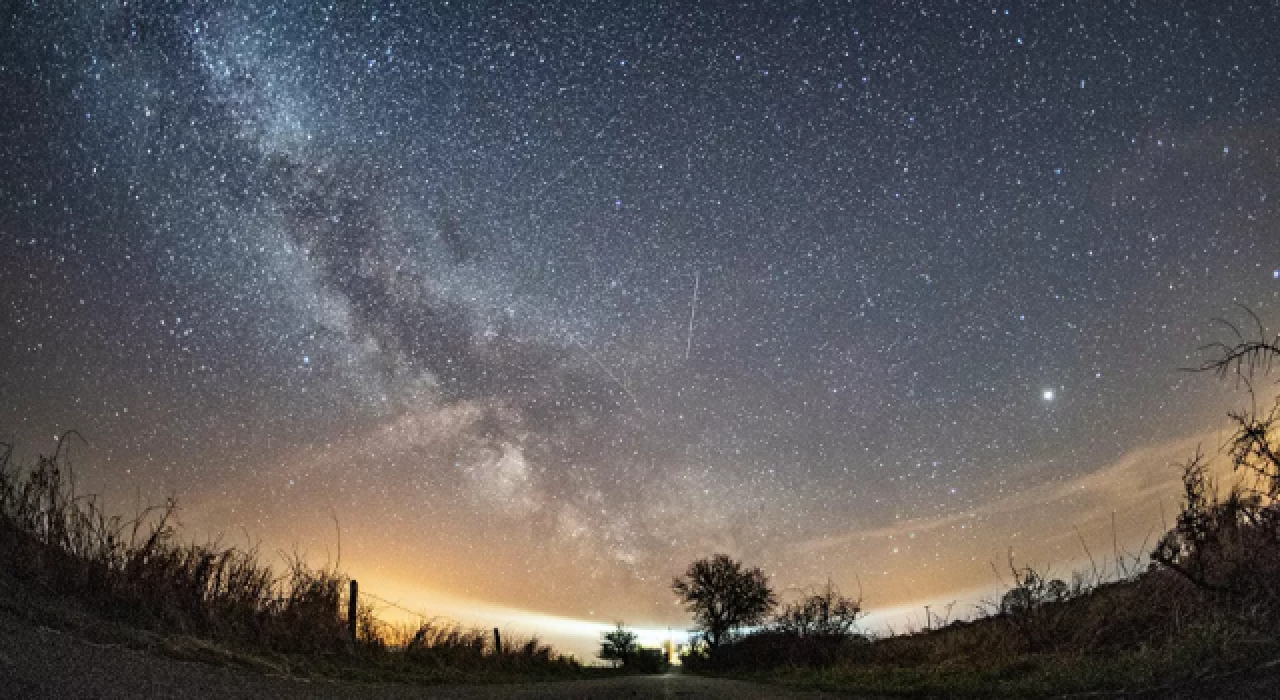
[0, 610, 841, 699]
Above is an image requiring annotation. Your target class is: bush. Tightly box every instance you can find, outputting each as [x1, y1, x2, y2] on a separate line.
[599, 622, 639, 666]
[598, 622, 667, 673]
[1150, 314, 1280, 631]
[627, 647, 669, 673]
[774, 580, 864, 638]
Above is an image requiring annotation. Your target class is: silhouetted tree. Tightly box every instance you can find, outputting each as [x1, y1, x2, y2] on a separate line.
[672, 554, 776, 651]
[598, 623, 638, 667]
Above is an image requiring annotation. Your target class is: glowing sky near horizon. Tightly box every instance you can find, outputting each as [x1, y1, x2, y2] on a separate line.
[3, 0, 1280, 657]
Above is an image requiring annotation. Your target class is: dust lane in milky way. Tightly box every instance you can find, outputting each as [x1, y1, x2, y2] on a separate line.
[2, 1, 1279, 631]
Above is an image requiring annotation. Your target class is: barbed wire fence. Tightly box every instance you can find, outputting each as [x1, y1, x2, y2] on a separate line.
[342, 582, 508, 653]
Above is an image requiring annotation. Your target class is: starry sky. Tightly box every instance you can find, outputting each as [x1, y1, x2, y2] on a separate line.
[3, 0, 1280, 649]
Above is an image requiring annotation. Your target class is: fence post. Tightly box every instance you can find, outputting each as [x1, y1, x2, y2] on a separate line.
[493, 627, 502, 655]
[348, 579, 359, 647]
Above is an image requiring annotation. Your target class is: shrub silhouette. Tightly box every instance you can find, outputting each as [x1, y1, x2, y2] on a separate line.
[597, 622, 668, 673]
[625, 646, 669, 673]
[773, 580, 863, 639]
[759, 581, 867, 667]
[598, 622, 639, 667]
[1151, 311, 1280, 630]
[990, 559, 1083, 653]
[999, 572, 1070, 617]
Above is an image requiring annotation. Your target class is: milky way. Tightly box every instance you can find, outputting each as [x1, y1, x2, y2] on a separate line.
[3, 1, 1280, 641]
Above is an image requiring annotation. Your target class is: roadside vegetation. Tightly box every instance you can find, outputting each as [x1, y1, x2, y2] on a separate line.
[598, 622, 669, 672]
[0, 438, 587, 684]
[672, 313, 1280, 696]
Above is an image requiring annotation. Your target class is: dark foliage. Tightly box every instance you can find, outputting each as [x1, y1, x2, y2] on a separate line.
[0, 439, 348, 653]
[0, 437, 580, 676]
[672, 554, 776, 652]
[682, 313, 1280, 689]
[598, 623, 639, 666]
[773, 580, 864, 639]
[593, 621, 667, 673]
[1151, 311, 1280, 630]
[626, 647, 670, 673]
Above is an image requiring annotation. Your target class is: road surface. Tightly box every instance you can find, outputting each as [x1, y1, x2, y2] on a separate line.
[0, 609, 840, 699]
[7, 604, 1277, 698]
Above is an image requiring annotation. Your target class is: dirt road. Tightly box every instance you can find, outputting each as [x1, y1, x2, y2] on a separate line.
[0, 611, 840, 699]
[11, 603, 1276, 699]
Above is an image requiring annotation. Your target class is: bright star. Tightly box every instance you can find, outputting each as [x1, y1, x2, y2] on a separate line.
[1042, 389, 1056, 401]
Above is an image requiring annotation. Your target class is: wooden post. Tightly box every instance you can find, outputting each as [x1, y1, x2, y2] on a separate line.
[493, 627, 502, 655]
[348, 580, 359, 646]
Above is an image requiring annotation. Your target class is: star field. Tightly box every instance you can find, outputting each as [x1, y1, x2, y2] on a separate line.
[2, 1, 1280, 635]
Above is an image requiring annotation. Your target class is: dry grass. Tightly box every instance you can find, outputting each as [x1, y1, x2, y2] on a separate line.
[692, 563, 1278, 696]
[684, 495, 1280, 695]
[682, 474, 1280, 696]
[0, 438, 348, 653]
[686, 314, 1280, 695]
[0, 437, 583, 680]
[358, 615, 571, 673]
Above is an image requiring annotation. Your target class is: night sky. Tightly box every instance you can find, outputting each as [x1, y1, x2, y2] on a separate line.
[3, 0, 1280, 648]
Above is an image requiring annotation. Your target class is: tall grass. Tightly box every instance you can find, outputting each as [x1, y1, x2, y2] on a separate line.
[0, 437, 348, 653]
[0, 437, 580, 675]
